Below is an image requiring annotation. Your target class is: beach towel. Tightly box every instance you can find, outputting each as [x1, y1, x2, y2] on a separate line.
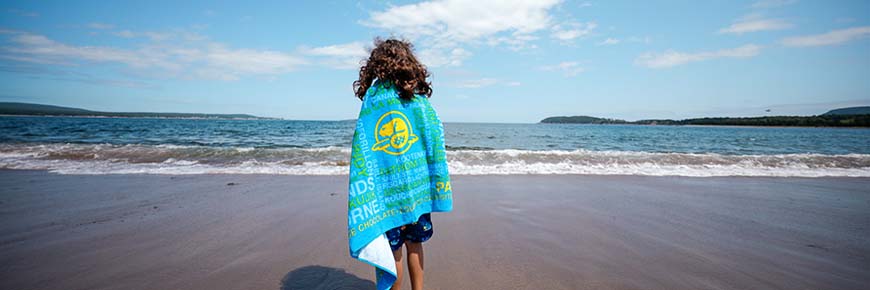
[348, 79, 453, 290]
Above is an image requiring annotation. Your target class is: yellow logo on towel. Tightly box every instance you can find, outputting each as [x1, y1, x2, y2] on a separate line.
[372, 111, 419, 155]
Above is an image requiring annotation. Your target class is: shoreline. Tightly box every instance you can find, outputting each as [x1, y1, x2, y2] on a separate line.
[539, 122, 870, 129]
[1, 170, 868, 289]
[5, 169, 870, 179]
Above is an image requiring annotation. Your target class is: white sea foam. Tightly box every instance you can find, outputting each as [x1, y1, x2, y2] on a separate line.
[1, 143, 868, 177]
[448, 159, 870, 177]
[446, 149, 870, 177]
[0, 157, 349, 175]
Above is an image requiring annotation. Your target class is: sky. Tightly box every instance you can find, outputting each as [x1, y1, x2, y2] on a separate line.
[0, 0, 868, 123]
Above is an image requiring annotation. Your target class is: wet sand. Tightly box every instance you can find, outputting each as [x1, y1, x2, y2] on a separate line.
[0, 170, 868, 290]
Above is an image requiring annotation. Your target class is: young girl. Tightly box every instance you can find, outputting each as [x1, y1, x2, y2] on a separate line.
[349, 38, 451, 290]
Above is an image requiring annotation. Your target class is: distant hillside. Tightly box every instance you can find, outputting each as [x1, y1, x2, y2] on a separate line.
[541, 112, 870, 127]
[635, 115, 870, 127]
[0, 102, 95, 115]
[823, 106, 870, 116]
[540, 115, 628, 124]
[0, 102, 271, 119]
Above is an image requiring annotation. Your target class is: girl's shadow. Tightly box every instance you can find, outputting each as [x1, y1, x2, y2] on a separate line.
[280, 265, 375, 290]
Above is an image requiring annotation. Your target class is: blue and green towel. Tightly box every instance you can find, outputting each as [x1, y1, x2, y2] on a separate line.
[347, 79, 453, 289]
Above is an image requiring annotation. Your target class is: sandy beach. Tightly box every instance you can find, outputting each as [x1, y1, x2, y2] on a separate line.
[0, 169, 868, 290]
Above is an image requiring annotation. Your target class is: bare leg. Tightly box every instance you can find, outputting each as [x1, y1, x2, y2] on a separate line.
[406, 242, 425, 290]
[391, 246, 403, 290]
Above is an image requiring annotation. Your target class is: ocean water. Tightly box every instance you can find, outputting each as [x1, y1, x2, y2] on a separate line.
[1, 116, 869, 177]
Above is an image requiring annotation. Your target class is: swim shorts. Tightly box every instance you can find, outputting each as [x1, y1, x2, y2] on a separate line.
[385, 213, 433, 251]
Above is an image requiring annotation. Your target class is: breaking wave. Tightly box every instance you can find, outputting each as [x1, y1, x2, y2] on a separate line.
[1, 143, 868, 177]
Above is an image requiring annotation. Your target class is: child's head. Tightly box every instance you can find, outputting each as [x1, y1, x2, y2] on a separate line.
[354, 37, 432, 101]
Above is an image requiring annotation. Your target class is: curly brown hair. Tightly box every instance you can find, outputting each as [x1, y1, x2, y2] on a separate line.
[353, 38, 432, 101]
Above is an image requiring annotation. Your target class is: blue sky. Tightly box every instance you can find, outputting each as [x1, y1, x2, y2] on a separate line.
[0, 0, 868, 122]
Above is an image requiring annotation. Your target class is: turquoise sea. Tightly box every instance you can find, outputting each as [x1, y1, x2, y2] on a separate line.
[1, 116, 868, 176]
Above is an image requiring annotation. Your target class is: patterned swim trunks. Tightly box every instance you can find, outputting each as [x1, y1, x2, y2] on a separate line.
[385, 213, 433, 252]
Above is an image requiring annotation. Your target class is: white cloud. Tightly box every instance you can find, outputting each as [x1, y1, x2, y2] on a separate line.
[201, 45, 304, 80]
[781, 26, 870, 47]
[539, 61, 585, 76]
[303, 42, 367, 57]
[12, 68, 157, 89]
[113, 30, 136, 38]
[626, 36, 652, 44]
[456, 78, 499, 88]
[719, 17, 792, 34]
[750, 0, 797, 8]
[364, 0, 560, 43]
[7, 9, 38, 17]
[363, 0, 562, 66]
[2, 33, 171, 68]
[417, 47, 471, 67]
[551, 21, 597, 41]
[110, 30, 173, 41]
[836, 17, 856, 24]
[487, 34, 539, 51]
[635, 44, 761, 68]
[0, 30, 306, 81]
[87, 22, 114, 30]
[451, 78, 520, 88]
[301, 42, 368, 69]
[599, 36, 651, 45]
[299, 40, 475, 70]
[596, 37, 620, 46]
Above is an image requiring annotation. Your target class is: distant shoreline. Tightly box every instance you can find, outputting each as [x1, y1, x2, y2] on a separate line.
[5, 114, 870, 127]
[540, 122, 870, 129]
[540, 111, 870, 128]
